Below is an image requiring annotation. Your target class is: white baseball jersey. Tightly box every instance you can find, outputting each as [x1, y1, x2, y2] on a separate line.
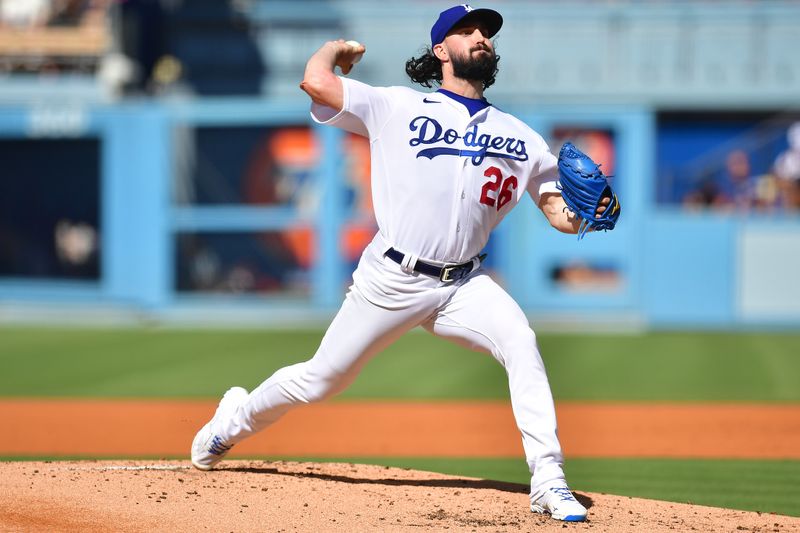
[209, 76, 571, 504]
[312, 77, 560, 264]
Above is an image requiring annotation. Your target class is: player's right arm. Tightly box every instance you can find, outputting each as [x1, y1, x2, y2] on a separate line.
[300, 40, 366, 111]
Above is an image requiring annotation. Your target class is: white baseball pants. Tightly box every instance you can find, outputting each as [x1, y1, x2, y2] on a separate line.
[218, 239, 567, 493]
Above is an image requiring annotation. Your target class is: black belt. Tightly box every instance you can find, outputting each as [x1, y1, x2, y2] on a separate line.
[385, 248, 486, 282]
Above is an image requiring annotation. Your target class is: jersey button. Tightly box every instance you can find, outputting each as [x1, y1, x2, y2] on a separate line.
[461, 191, 465, 200]
[456, 223, 461, 232]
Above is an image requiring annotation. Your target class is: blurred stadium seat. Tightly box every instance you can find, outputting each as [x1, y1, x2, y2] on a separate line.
[0, 0, 110, 74]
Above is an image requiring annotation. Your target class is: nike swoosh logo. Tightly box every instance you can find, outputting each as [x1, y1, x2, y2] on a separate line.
[423, 98, 440, 104]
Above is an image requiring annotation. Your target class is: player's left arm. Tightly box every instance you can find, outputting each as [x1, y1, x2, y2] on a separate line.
[538, 192, 612, 234]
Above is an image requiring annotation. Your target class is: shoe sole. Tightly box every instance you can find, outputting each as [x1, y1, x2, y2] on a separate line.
[191, 459, 213, 471]
[531, 504, 587, 522]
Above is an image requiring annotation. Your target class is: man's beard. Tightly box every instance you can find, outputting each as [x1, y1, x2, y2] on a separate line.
[450, 47, 498, 83]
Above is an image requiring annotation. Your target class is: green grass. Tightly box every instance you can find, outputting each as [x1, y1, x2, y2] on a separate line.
[564, 458, 800, 517]
[1, 327, 799, 401]
[538, 332, 800, 402]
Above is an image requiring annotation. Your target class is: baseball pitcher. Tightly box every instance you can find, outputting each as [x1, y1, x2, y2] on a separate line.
[191, 4, 620, 523]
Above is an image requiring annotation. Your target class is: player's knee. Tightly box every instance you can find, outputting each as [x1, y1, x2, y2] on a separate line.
[497, 327, 538, 356]
[300, 383, 332, 403]
[295, 361, 356, 403]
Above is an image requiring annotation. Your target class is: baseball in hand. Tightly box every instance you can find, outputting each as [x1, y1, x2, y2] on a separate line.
[344, 40, 363, 64]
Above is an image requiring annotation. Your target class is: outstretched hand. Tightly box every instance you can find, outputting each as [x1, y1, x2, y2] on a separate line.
[334, 39, 366, 75]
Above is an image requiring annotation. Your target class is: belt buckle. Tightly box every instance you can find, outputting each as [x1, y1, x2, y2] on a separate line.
[439, 253, 486, 283]
[440, 264, 467, 282]
[439, 264, 457, 283]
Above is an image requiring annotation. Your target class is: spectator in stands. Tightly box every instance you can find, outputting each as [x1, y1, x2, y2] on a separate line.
[0, 0, 109, 75]
[47, 0, 90, 26]
[720, 150, 759, 210]
[0, 0, 51, 28]
[683, 149, 781, 212]
[683, 150, 755, 210]
[682, 176, 724, 210]
[773, 122, 800, 210]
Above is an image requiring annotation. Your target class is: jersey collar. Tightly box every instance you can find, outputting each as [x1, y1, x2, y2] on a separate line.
[435, 88, 491, 117]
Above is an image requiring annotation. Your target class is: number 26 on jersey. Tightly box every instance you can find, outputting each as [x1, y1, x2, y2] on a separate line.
[480, 166, 518, 211]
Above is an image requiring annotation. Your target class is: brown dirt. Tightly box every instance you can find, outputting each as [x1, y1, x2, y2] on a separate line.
[2, 400, 800, 531]
[2, 460, 798, 533]
[2, 399, 799, 458]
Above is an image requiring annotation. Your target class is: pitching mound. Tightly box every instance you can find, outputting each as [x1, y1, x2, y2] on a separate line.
[1, 461, 798, 532]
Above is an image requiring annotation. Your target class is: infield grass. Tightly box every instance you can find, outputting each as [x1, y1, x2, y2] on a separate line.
[1, 327, 799, 401]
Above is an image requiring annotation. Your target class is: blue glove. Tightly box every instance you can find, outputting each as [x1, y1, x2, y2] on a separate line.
[556, 142, 621, 240]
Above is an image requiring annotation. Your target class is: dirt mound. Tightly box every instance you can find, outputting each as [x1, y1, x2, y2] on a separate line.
[2, 460, 798, 533]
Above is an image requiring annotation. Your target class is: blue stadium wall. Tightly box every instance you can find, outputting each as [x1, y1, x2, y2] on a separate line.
[1, 1, 799, 329]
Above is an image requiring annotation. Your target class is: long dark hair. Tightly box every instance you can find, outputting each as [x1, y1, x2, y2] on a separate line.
[405, 46, 500, 90]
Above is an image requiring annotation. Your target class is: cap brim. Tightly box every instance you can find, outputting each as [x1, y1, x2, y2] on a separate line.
[456, 8, 503, 39]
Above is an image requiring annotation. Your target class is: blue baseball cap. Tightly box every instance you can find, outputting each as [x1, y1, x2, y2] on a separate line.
[430, 4, 503, 47]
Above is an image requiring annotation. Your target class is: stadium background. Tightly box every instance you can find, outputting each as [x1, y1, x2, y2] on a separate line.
[1, 0, 799, 519]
